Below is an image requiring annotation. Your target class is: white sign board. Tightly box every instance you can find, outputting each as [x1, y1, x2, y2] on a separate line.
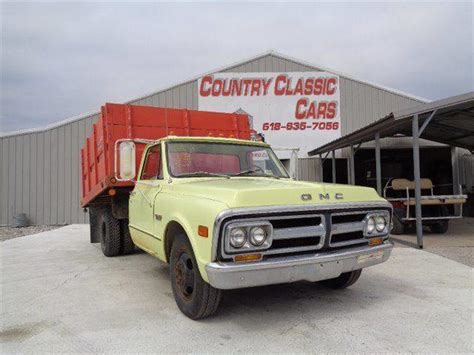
[198, 72, 341, 159]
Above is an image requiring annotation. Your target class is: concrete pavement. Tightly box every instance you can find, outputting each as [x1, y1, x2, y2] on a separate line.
[1, 225, 473, 353]
[392, 217, 474, 267]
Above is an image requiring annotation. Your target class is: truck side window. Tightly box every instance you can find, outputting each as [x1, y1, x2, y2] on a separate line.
[141, 145, 163, 180]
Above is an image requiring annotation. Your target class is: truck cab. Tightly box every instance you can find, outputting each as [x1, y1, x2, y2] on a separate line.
[111, 136, 393, 319]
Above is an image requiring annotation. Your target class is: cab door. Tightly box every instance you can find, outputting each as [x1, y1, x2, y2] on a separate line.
[129, 143, 164, 255]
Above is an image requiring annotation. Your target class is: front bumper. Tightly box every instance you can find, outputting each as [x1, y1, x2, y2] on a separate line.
[206, 242, 393, 289]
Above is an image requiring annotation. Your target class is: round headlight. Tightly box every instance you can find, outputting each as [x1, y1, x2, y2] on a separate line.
[375, 216, 386, 232]
[229, 228, 246, 248]
[249, 226, 267, 246]
[367, 217, 376, 234]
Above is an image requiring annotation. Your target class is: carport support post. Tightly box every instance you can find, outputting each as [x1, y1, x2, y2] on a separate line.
[349, 145, 355, 185]
[451, 146, 461, 215]
[412, 114, 423, 249]
[319, 154, 323, 182]
[375, 133, 382, 195]
[332, 150, 336, 183]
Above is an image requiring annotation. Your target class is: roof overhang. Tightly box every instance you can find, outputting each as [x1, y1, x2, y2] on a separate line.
[308, 91, 474, 155]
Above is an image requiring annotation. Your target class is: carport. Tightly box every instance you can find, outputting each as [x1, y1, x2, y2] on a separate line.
[308, 92, 474, 248]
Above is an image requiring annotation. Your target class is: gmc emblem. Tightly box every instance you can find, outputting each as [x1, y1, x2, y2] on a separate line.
[301, 194, 312, 201]
[318, 193, 344, 200]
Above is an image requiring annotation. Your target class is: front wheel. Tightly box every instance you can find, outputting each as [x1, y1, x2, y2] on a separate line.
[320, 269, 362, 289]
[170, 234, 222, 320]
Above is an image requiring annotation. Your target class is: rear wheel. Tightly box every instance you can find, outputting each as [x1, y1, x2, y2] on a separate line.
[98, 208, 121, 257]
[88, 207, 100, 243]
[430, 221, 449, 234]
[170, 233, 222, 320]
[321, 269, 362, 289]
[120, 219, 135, 255]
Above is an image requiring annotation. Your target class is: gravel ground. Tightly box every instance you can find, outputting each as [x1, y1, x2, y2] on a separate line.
[0, 226, 61, 241]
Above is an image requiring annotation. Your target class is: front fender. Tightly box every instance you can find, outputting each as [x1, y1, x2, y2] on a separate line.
[157, 192, 229, 283]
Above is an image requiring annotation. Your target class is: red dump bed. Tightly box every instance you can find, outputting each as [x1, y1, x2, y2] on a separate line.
[80, 103, 251, 207]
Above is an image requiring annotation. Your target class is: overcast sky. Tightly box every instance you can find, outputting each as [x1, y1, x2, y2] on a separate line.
[1, 1, 472, 133]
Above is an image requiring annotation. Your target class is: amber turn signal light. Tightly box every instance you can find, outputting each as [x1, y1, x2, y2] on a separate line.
[198, 225, 208, 238]
[368, 237, 383, 246]
[234, 253, 262, 263]
[108, 188, 117, 196]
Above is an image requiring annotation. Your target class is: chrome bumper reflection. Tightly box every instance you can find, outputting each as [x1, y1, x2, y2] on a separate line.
[206, 242, 393, 290]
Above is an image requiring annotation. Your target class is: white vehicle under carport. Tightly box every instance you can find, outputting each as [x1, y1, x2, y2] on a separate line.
[384, 178, 467, 234]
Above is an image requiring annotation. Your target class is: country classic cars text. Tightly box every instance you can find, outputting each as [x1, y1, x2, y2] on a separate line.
[199, 74, 338, 120]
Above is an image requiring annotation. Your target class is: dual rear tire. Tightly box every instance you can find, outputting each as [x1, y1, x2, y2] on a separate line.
[120, 219, 136, 255]
[90, 207, 135, 257]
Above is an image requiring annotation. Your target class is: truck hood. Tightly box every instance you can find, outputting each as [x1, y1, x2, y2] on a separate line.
[168, 177, 385, 208]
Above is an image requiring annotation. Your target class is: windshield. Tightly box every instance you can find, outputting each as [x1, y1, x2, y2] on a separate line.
[167, 141, 289, 178]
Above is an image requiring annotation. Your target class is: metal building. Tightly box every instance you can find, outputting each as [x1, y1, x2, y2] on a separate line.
[0, 51, 427, 226]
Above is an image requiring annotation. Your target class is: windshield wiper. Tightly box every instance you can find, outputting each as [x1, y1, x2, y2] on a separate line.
[176, 171, 231, 179]
[234, 169, 280, 179]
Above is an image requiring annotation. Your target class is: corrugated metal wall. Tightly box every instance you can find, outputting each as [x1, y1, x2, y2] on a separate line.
[0, 53, 423, 225]
[1, 114, 97, 225]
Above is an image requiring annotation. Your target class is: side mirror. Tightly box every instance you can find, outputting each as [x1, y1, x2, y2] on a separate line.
[116, 141, 136, 181]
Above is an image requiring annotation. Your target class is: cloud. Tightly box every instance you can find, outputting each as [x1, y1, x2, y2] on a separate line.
[1, 2, 472, 132]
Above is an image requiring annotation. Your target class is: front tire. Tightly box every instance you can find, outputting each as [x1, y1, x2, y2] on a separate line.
[98, 208, 121, 257]
[170, 233, 222, 320]
[321, 269, 362, 289]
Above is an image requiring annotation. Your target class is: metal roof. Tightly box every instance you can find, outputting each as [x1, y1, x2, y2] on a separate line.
[1, 50, 429, 138]
[308, 91, 474, 155]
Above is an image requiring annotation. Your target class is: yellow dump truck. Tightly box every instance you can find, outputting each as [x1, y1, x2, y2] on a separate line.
[82, 104, 393, 319]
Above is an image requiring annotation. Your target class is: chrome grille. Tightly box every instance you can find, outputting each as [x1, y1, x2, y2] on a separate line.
[266, 214, 325, 255]
[216, 205, 391, 261]
[329, 212, 368, 247]
[220, 213, 325, 259]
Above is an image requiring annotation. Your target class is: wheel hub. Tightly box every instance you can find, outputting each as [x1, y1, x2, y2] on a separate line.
[174, 252, 195, 299]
